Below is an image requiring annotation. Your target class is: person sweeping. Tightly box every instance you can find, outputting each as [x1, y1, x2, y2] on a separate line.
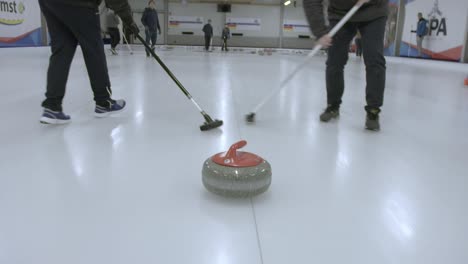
[39, 0, 139, 124]
[105, 7, 121, 55]
[304, 0, 388, 131]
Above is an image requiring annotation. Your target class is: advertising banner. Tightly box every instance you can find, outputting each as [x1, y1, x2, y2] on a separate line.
[384, 0, 400, 56]
[400, 0, 468, 61]
[283, 19, 310, 33]
[0, 0, 42, 47]
[169, 16, 204, 29]
[226, 17, 261, 31]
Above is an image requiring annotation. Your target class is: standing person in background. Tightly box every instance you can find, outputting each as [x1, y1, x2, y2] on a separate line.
[355, 31, 362, 57]
[414, 12, 428, 57]
[203, 19, 213, 51]
[221, 24, 230, 51]
[303, 0, 388, 131]
[38, 0, 139, 124]
[106, 7, 121, 55]
[141, 0, 161, 57]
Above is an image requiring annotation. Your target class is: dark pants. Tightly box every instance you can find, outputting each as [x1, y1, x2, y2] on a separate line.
[39, 0, 112, 111]
[326, 16, 387, 111]
[145, 28, 157, 46]
[221, 37, 228, 51]
[355, 38, 362, 57]
[145, 28, 157, 55]
[205, 36, 211, 51]
[108, 27, 120, 49]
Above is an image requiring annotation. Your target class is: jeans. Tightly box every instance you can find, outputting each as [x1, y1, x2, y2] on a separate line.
[145, 28, 157, 46]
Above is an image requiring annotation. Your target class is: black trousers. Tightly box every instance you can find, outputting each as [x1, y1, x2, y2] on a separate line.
[355, 38, 362, 57]
[39, 0, 112, 111]
[221, 37, 228, 51]
[205, 36, 211, 50]
[108, 27, 120, 49]
[326, 16, 387, 111]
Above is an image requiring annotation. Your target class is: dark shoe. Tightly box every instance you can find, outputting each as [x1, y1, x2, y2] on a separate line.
[95, 99, 126, 118]
[365, 108, 380, 131]
[40, 108, 71, 124]
[320, 105, 339, 122]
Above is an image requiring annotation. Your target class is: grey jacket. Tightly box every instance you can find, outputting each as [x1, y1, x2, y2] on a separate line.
[105, 9, 120, 28]
[303, 0, 388, 38]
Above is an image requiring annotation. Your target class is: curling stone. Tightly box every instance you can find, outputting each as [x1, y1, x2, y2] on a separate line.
[202, 140, 272, 198]
[464, 77, 468, 86]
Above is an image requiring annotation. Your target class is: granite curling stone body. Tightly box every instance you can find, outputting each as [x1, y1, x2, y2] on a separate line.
[202, 140, 272, 198]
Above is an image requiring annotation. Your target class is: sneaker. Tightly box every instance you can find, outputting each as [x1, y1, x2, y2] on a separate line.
[319, 105, 340, 122]
[94, 99, 126, 117]
[110, 48, 118, 55]
[365, 108, 380, 131]
[40, 108, 71, 124]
